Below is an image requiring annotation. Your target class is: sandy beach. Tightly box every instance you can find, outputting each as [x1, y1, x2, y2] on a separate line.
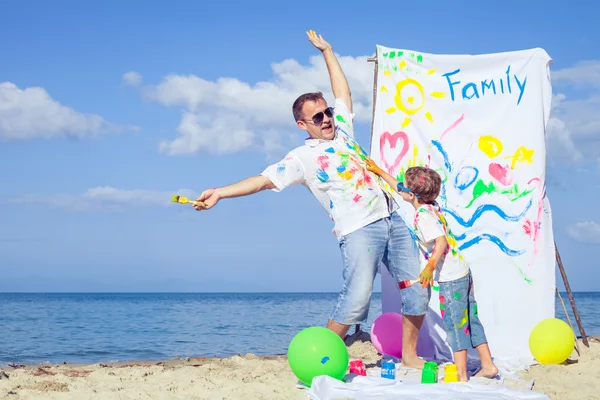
[1, 334, 598, 400]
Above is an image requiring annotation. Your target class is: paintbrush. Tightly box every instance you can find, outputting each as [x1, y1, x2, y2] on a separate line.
[171, 195, 206, 207]
[398, 279, 420, 289]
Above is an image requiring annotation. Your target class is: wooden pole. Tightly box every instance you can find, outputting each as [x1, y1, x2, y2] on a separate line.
[368, 54, 378, 153]
[555, 241, 589, 347]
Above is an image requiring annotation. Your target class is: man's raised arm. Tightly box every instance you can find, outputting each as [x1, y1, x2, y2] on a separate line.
[307, 30, 352, 112]
[193, 176, 275, 211]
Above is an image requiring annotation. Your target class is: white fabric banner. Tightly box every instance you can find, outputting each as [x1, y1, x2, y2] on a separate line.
[371, 45, 556, 362]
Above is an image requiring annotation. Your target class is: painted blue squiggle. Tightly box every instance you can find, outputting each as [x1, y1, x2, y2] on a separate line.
[459, 234, 524, 256]
[442, 199, 532, 228]
[431, 140, 451, 172]
[454, 233, 466, 241]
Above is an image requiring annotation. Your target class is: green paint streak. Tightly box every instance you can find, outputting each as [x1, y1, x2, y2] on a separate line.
[454, 292, 461, 300]
[397, 51, 404, 57]
[367, 196, 377, 208]
[433, 168, 448, 183]
[432, 285, 440, 291]
[409, 52, 415, 58]
[335, 115, 346, 124]
[339, 153, 349, 168]
[473, 304, 478, 316]
[393, 66, 398, 71]
[395, 167, 406, 184]
[440, 304, 445, 310]
[390, 51, 396, 59]
[383, 52, 388, 57]
[466, 179, 534, 208]
[417, 54, 423, 63]
[457, 309, 468, 328]
[518, 268, 533, 284]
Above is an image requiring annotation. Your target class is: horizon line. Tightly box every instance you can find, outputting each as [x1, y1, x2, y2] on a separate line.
[1, 291, 598, 294]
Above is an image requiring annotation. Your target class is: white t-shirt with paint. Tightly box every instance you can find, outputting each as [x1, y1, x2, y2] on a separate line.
[261, 98, 393, 240]
[413, 202, 470, 282]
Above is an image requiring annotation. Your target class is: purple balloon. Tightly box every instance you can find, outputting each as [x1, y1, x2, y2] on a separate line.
[371, 312, 403, 358]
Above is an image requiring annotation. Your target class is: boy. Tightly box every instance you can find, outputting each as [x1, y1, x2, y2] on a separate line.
[366, 160, 498, 381]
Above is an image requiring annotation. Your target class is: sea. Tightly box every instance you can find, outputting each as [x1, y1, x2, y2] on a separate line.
[1, 292, 598, 365]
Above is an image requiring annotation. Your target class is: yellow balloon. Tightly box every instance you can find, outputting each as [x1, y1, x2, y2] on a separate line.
[529, 318, 575, 365]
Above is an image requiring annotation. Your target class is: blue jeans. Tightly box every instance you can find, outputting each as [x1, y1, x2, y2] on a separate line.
[330, 211, 430, 325]
[439, 271, 488, 352]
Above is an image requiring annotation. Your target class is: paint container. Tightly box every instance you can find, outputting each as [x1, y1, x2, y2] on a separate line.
[443, 363, 459, 382]
[349, 360, 366, 376]
[380, 360, 396, 380]
[421, 361, 438, 383]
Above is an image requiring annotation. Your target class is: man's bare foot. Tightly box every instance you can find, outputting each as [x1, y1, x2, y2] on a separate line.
[400, 355, 426, 369]
[474, 365, 498, 379]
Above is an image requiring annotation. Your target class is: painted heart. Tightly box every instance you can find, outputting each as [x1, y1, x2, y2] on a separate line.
[380, 131, 410, 175]
[488, 163, 513, 185]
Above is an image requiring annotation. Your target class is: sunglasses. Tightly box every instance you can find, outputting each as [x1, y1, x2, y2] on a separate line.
[397, 182, 420, 198]
[306, 107, 334, 126]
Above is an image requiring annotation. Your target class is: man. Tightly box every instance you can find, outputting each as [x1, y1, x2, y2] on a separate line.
[194, 30, 430, 369]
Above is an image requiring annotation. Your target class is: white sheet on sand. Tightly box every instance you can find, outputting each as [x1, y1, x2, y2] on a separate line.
[302, 360, 549, 400]
[305, 375, 549, 400]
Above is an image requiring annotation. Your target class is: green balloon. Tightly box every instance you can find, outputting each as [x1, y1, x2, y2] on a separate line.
[287, 326, 349, 387]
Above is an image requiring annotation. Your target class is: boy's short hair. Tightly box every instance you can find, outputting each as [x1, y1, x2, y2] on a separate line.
[405, 167, 442, 204]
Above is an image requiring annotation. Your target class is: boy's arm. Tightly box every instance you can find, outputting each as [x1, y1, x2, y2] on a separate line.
[307, 30, 352, 112]
[420, 235, 448, 288]
[365, 158, 398, 188]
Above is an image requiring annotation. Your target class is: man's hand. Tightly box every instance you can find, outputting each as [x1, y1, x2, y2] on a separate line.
[419, 261, 436, 288]
[306, 30, 332, 52]
[194, 189, 221, 211]
[365, 158, 384, 176]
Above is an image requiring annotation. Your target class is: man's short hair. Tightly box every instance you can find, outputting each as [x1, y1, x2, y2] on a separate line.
[405, 166, 442, 204]
[292, 92, 326, 122]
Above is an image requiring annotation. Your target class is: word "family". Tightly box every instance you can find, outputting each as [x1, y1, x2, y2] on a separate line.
[441, 66, 527, 105]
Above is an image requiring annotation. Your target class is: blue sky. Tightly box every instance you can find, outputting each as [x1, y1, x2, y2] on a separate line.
[1, 0, 599, 292]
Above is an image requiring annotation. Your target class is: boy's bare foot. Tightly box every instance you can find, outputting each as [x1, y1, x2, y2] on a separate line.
[400, 356, 425, 369]
[474, 365, 498, 379]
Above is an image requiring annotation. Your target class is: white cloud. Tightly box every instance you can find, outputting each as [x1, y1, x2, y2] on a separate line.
[566, 221, 600, 244]
[125, 54, 600, 164]
[8, 187, 197, 212]
[122, 71, 143, 87]
[552, 61, 600, 88]
[546, 59, 600, 163]
[546, 92, 600, 162]
[128, 53, 374, 156]
[0, 82, 136, 141]
[546, 94, 583, 163]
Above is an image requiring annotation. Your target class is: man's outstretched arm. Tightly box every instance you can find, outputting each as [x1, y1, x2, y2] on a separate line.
[194, 175, 275, 211]
[307, 30, 352, 112]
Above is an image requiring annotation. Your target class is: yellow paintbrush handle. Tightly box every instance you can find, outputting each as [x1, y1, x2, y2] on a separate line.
[172, 195, 207, 207]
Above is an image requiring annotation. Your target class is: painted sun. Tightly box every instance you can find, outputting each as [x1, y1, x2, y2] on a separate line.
[381, 68, 446, 129]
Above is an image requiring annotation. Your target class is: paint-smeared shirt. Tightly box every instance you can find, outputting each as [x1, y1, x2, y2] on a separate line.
[413, 202, 470, 282]
[261, 98, 392, 240]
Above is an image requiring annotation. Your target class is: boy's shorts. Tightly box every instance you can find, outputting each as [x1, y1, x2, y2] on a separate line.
[439, 270, 488, 352]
